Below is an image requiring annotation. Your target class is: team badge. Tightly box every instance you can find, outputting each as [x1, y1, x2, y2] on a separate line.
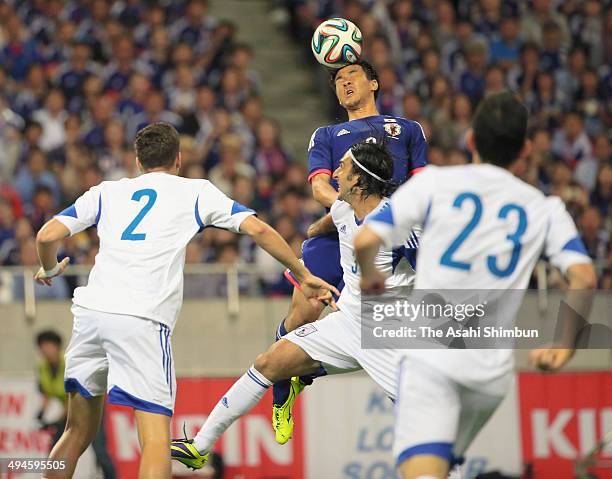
[384, 123, 401, 137]
[295, 324, 317, 337]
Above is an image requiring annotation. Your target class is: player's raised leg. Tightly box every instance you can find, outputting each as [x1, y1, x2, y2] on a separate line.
[135, 410, 171, 479]
[272, 235, 341, 443]
[44, 393, 104, 479]
[172, 339, 321, 468]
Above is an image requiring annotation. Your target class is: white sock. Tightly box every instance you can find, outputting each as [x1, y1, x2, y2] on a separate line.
[193, 366, 273, 454]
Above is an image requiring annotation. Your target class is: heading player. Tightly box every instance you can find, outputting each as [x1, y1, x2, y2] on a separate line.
[272, 60, 427, 444]
[170, 141, 417, 471]
[34, 123, 337, 479]
[355, 92, 596, 479]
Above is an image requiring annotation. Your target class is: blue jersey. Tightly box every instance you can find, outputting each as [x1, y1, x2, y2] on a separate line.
[307, 115, 428, 187]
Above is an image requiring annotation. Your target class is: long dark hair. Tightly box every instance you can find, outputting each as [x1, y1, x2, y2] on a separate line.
[349, 140, 396, 198]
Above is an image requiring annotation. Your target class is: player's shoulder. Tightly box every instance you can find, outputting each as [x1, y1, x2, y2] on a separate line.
[394, 116, 426, 136]
[330, 199, 353, 220]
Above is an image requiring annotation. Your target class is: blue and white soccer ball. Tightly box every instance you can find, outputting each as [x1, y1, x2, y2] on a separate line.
[311, 17, 363, 69]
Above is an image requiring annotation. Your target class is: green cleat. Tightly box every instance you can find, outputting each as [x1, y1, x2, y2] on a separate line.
[170, 427, 209, 470]
[272, 376, 305, 445]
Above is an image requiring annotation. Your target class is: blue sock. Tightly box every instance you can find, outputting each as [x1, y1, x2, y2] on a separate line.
[299, 366, 328, 386]
[273, 319, 291, 405]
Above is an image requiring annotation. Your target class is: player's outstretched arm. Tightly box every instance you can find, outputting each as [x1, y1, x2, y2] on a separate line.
[239, 216, 339, 308]
[529, 262, 596, 372]
[307, 213, 335, 238]
[34, 219, 71, 285]
[354, 225, 387, 294]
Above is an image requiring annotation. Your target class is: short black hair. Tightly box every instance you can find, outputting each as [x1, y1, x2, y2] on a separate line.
[330, 60, 380, 100]
[134, 122, 180, 170]
[36, 330, 62, 347]
[472, 91, 528, 168]
[349, 140, 395, 198]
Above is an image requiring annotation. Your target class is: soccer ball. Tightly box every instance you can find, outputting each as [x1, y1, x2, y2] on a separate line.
[311, 17, 363, 69]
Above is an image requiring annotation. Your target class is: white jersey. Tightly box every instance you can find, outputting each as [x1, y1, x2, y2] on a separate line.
[331, 198, 416, 321]
[366, 164, 592, 385]
[55, 172, 255, 329]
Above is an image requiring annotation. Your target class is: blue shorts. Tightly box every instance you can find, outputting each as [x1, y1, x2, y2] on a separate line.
[284, 233, 344, 293]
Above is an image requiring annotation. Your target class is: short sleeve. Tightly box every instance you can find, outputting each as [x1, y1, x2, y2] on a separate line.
[329, 199, 351, 224]
[307, 127, 333, 183]
[196, 181, 255, 233]
[407, 120, 428, 175]
[365, 168, 434, 248]
[54, 185, 103, 235]
[544, 197, 592, 274]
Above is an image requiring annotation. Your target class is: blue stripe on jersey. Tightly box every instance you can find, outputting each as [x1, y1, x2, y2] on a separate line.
[195, 196, 205, 231]
[231, 201, 255, 215]
[404, 248, 417, 270]
[165, 327, 172, 395]
[58, 204, 78, 218]
[391, 246, 406, 272]
[562, 236, 588, 256]
[159, 325, 167, 382]
[95, 195, 102, 225]
[423, 200, 432, 229]
[370, 202, 394, 225]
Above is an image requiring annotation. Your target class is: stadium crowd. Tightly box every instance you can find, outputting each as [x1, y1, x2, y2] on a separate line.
[0, 0, 322, 300]
[0, 0, 610, 301]
[285, 0, 611, 288]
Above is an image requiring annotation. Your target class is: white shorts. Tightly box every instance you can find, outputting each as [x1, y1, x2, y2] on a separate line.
[284, 310, 399, 399]
[393, 354, 511, 467]
[64, 304, 176, 416]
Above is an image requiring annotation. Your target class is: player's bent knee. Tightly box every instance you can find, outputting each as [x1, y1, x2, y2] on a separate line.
[254, 352, 273, 377]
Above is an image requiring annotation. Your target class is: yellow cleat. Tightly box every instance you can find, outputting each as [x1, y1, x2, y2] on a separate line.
[170, 428, 209, 470]
[272, 376, 305, 445]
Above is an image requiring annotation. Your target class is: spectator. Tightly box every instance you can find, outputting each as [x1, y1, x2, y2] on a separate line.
[578, 206, 610, 269]
[551, 112, 593, 168]
[208, 133, 254, 194]
[590, 161, 611, 218]
[252, 118, 289, 179]
[490, 17, 521, 68]
[32, 89, 68, 152]
[457, 39, 488, 104]
[12, 147, 60, 206]
[0, 14, 42, 81]
[521, 0, 570, 48]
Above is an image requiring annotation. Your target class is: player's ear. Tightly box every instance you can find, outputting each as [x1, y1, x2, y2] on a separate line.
[176, 151, 182, 172]
[370, 79, 379, 94]
[135, 156, 143, 171]
[519, 139, 532, 159]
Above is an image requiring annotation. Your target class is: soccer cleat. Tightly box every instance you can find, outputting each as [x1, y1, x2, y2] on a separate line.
[272, 376, 305, 445]
[170, 425, 209, 470]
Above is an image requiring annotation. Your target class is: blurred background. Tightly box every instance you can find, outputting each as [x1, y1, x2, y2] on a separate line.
[0, 1, 610, 478]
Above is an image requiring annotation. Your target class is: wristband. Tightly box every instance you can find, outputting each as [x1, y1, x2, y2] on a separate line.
[43, 263, 61, 277]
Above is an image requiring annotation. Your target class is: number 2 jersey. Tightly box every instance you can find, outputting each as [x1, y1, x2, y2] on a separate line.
[307, 115, 427, 187]
[54, 172, 255, 330]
